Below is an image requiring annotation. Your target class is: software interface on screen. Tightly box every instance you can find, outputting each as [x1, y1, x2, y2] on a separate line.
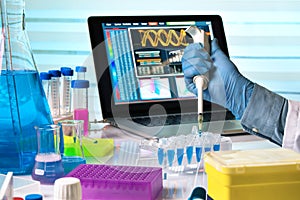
[102, 21, 213, 105]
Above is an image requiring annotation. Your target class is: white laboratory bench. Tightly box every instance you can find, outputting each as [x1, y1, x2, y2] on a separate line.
[16, 127, 279, 200]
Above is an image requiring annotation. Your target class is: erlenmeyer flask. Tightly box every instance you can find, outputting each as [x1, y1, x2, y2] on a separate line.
[0, 0, 53, 174]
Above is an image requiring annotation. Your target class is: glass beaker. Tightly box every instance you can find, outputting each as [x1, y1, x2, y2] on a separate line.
[58, 120, 86, 174]
[31, 124, 64, 184]
[0, 0, 53, 174]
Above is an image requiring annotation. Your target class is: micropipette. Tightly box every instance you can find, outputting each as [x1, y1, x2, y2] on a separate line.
[193, 75, 208, 132]
[185, 26, 210, 132]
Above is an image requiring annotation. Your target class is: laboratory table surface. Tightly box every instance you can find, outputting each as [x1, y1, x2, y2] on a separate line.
[17, 125, 279, 200]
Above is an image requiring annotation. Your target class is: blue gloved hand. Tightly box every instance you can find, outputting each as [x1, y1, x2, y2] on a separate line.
[182, 39, 254, 119]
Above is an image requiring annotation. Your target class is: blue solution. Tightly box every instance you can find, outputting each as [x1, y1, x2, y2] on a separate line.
[0, 70, 53, 175]
[167, 149, 175, 167]
[157, 148, 164, 165]
[62, 156, 86, 174]
[213, 144, 220, 151]
[186, 146, 193, 164]
[31, 154, 64, 184]
[195, 146, 203, 162]
[176, 148, 184, 166]
[204, 147, 211, 152]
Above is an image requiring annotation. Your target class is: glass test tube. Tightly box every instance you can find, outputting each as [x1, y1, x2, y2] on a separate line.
[48, 70, 61, 118]
[71, 80, 89, 136]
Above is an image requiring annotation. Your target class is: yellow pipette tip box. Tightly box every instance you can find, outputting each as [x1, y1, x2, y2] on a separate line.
[204, 148, 300, 200]
[82, 137, 114, 164]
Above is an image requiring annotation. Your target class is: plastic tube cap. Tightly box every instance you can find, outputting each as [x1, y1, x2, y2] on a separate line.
[40, 72, 51, 80]
[61, 69, 74, 76]
[48, 70, 61, 77]
[71, 80, 89, 88]
[61, 67, 74, 76]
[75, 66, 87, 72]
[24, 194, 43, 200]
[60, 67, 71, 72]
[13, 197, 24, 200]
[54, 177, 82, 200]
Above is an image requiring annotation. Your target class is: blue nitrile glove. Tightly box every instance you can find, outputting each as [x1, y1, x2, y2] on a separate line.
[182, 39, 254, 119]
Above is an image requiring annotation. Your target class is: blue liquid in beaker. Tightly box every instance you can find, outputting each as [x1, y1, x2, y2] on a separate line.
[0, 71, 52, 174]
[31, 153, 64, 184]
[62, 156, 86, 174]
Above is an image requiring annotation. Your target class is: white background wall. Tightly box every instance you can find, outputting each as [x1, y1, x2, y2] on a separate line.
[25, 0, 300, 121]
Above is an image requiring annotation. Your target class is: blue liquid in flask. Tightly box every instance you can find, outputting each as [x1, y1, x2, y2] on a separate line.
[0, 71, 53, 174]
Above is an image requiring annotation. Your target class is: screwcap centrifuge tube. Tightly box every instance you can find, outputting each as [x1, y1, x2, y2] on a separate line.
[48, 70, 62, 118]
[60, 67, 74, 116]
[40, 72, 51, 101]
[71, 80, 90, 136]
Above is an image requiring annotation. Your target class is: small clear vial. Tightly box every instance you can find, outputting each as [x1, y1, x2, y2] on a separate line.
[75, 66, 87, 80]
[60, 67, 74, 116]
[48, 70, 61, 118]
[39, 72, 51, 101]
[71, 80, 89, 136]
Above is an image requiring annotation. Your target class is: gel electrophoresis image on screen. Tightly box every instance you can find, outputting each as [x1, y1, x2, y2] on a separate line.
[102, 21, 213, 105]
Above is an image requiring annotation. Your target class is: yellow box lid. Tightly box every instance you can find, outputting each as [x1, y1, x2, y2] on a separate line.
[204, 148, 300, 174]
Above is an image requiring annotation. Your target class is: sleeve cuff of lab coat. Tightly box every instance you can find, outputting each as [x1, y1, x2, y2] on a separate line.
[283, 100, 300, 152]
[241, 84, 286, 145]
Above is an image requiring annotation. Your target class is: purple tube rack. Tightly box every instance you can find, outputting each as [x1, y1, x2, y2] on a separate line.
[66, 164, 163, 200]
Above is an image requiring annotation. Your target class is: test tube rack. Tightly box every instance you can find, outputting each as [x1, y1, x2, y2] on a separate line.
[66, 164, 162, 200]
[140, 132, 222, 173]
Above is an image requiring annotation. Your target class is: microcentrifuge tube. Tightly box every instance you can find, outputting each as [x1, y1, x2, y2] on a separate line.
[213, 133, 221, 151]
[203, 133, 213, 152]
[195, 146, 203, 163]
[195, 137, 203, 163]
[167, 149, 175, 167]
[177, 148, 184, 166]
[157, 148, 164, 165]
[186, 146, 193, 164]
[176, 135, 185, 166]
[204, 144, 211, 152]
[185, 134, 196, 164]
